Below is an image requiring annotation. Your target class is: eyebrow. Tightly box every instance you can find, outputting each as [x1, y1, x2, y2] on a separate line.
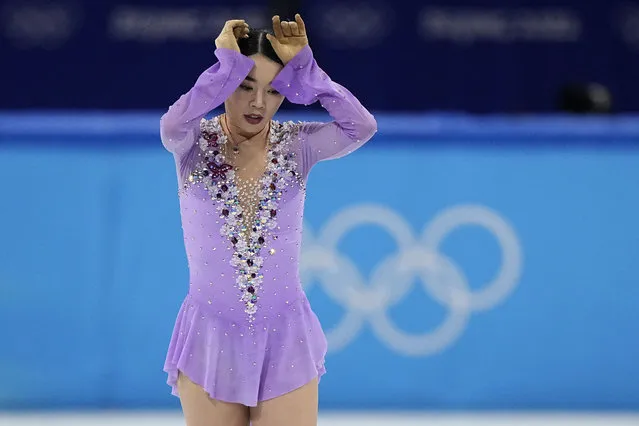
[243, 76, 277, 86]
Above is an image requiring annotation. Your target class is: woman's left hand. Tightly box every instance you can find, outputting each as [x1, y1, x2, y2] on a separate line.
[266, 14, 309, 65]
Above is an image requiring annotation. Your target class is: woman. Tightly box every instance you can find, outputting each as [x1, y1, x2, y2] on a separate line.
[160, 14, 377, 426]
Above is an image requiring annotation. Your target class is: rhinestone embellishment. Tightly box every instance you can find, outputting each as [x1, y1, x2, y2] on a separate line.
[182, 116, 300, 324]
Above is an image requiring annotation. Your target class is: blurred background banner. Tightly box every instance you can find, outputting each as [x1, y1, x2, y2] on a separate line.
[1, 0, 638, 112]
[1, 113, 638, 410]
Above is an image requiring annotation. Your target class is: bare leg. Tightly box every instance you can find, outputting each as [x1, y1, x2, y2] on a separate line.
[249, 378, 318, 426]
[177, 372, 250, 426]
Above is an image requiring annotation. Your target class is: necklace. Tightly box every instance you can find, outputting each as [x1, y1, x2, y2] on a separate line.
[223, 114, 241, 153]
[222, 113, 270, 156]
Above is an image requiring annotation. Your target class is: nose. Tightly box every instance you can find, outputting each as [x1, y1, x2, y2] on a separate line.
[250, 90, 265, 109]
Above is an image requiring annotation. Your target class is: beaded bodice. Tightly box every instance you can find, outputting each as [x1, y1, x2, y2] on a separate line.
[235, 176, 262, 234]
[178, 116, 304, 326]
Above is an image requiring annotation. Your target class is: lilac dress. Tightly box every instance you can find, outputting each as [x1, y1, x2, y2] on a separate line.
[160, 45, 377, 407]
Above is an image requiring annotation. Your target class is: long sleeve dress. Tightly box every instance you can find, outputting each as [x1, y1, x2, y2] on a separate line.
[160, 44, 377, 407]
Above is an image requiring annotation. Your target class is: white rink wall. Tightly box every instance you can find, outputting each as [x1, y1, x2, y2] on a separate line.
[1, 412, 639, 426]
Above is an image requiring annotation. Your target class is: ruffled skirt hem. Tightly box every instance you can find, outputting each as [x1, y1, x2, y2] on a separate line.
[163, 296, 328, 407]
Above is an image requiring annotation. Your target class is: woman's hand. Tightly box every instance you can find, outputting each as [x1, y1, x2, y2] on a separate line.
[214, 19, 250, 52]
[266, 14, 309, 65]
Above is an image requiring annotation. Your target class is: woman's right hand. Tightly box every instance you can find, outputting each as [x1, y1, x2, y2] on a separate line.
[214, 19, 249, 52]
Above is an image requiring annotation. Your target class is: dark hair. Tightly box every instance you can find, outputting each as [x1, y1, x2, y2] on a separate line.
[238, 28, 284, 66]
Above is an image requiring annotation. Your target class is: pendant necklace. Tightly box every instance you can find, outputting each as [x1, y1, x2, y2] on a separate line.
[223, 114, 241, 154]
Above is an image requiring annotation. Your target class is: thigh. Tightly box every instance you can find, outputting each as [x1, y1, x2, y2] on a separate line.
[249, 378, 318, 426]
[177, 372, 250, 426]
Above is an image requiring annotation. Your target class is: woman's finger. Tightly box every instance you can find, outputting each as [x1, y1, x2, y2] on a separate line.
[265, 33, 279, 47]
[223, 19, 245, 33]
[295, 14, 306, 34]
[272, 15, 284, 39]
[289, 22, 300, 36]
[233, 23, 249, 38]
[281, 21, 292, 37]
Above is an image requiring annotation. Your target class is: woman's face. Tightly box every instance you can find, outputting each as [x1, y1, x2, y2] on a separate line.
[224, 54, 285, 137]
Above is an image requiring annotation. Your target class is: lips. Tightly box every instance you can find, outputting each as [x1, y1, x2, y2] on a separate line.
[244, 114, 263, 125]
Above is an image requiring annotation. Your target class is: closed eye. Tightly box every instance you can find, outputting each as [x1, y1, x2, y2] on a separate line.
[239, 84, 252, 91]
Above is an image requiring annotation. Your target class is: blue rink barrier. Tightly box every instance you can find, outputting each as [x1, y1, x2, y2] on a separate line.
[1, 112, 639, 410]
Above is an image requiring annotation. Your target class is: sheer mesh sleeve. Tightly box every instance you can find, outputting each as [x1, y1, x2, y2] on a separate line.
[271, 46, 377, 179]
[160, 48, 255, 158]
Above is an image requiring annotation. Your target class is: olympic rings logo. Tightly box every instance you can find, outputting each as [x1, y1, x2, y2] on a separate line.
[300, 204, 523, 357]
